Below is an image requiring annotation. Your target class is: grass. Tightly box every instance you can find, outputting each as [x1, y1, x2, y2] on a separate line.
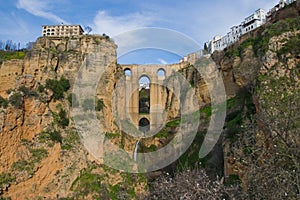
[176, 131, 206, 172]
[61, 128, 80, 150]
[29, 148, 48, 164]
[0, 172, 15, 188]
[105, 132, 120, 139]
[11, 159, 34, 176]
[0, 50, 26, 64]
[70, 167, 109, 199]
[0, 96, 8, 108]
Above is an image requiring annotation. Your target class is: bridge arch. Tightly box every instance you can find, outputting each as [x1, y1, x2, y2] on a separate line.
[139, 75, 150, 114]
[124, 68, 132, 76]
[139, 117, 150, 133]
[157, 68, 166, 78]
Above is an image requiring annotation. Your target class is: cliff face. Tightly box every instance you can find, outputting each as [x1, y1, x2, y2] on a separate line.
[215, 16, 300, 199]
[0, 35, 149, 199]
[0, 10, 299, 199]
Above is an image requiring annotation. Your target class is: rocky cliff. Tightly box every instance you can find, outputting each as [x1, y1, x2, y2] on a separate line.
[0, 5, 299, 198]
[0, 35, 148, 199]
[214, 15, 300, 199]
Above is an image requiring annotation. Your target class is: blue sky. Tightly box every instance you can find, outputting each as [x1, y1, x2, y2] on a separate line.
[0, 0, 279, 64]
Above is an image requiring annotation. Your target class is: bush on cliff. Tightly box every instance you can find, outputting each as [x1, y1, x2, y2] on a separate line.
[45, 77, 70, 100]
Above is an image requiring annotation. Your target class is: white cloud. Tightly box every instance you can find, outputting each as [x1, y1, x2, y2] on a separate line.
[16, 0, 68, 24]
[92, 10, 155, 37]
[157, 58, 168, 64]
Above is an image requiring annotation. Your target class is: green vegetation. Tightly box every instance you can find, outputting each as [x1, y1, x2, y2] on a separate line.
[0, 50, 25, 64]
[0, 172, 15, 188]
[225, 174, 241, 186]
[58, 109, 69, 128]
[199, 105, 212, 117]
[176, 131, 206, 172]
[53, 108, 69, 128]
[225, 17, 300, 58]
[95, 98, 105, 111]
[9, 148, 48, 178]
[224, 88, 255, 142]
[0, 96, 8, 108]
[8, 92, 23, 108]
[277, 34, 300, 59]
[29, 148, 48, 164]
[45, 77, 70, 100]
[70, 167, 108, 199]
[67, 93, 79, 107]
[37, 84, 45, 93]
[18, 86, 38, 98]
[61, 128, 80, 150]
[0, 197, 12, 200]
[105, 132, 120, 139]
[49, 130, 63, 143]
[70, 164, 140, 199]
[11, 159, 34, 176]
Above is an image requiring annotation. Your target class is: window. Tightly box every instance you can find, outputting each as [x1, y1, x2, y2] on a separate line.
[124, 68, 132, 76]
[157, 69, 166, 78]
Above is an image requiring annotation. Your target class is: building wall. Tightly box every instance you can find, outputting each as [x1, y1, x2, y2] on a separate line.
[42, 25, 84, 37]
[206, 8, 267, 54]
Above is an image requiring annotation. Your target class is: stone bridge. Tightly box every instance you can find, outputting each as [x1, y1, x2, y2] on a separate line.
[114, 63, 184, 135]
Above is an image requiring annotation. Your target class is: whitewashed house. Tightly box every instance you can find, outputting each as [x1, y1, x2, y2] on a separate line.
[243, 9, 266, 34]
[205, 8, 267, 54]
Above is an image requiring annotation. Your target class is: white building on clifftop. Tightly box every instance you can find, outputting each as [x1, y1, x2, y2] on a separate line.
[205, 8, 266, 53]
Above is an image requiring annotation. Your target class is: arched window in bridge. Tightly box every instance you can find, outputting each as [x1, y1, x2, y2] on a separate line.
[157, 68, 166, 79]
[139, 75, 150, 114]
[124, 68, 132, 76]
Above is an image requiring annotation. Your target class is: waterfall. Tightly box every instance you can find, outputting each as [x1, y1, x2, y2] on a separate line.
[133, 140, 140, 161]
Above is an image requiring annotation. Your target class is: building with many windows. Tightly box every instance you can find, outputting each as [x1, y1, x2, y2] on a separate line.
[42, 24, 84, 37]
[205, 8, 266, 53]
[243, 8, 266, 34]
[205, 0, 297, 54]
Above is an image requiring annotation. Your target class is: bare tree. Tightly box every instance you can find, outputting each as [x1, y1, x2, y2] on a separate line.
[143, 168, 244, 199]
[84, 26, 92, 34]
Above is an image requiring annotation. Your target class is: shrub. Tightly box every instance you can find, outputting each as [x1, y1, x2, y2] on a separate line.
[29, 148, 48, 163]
[18, 86, 38, 97]
[68, 93, 79, 107]
[39, 130, 63, 143]
[8, 92, 23, 108]
[37, 84, 45, 93]
[50, 130, 62, 143]
[58, 109, 69, 128]
[96, 98, 105, 111]
[53, 108, 69, 128]
[0, 96, 8, 108]
[0, 172, 15, 188]
[45, 77, 70, 100]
